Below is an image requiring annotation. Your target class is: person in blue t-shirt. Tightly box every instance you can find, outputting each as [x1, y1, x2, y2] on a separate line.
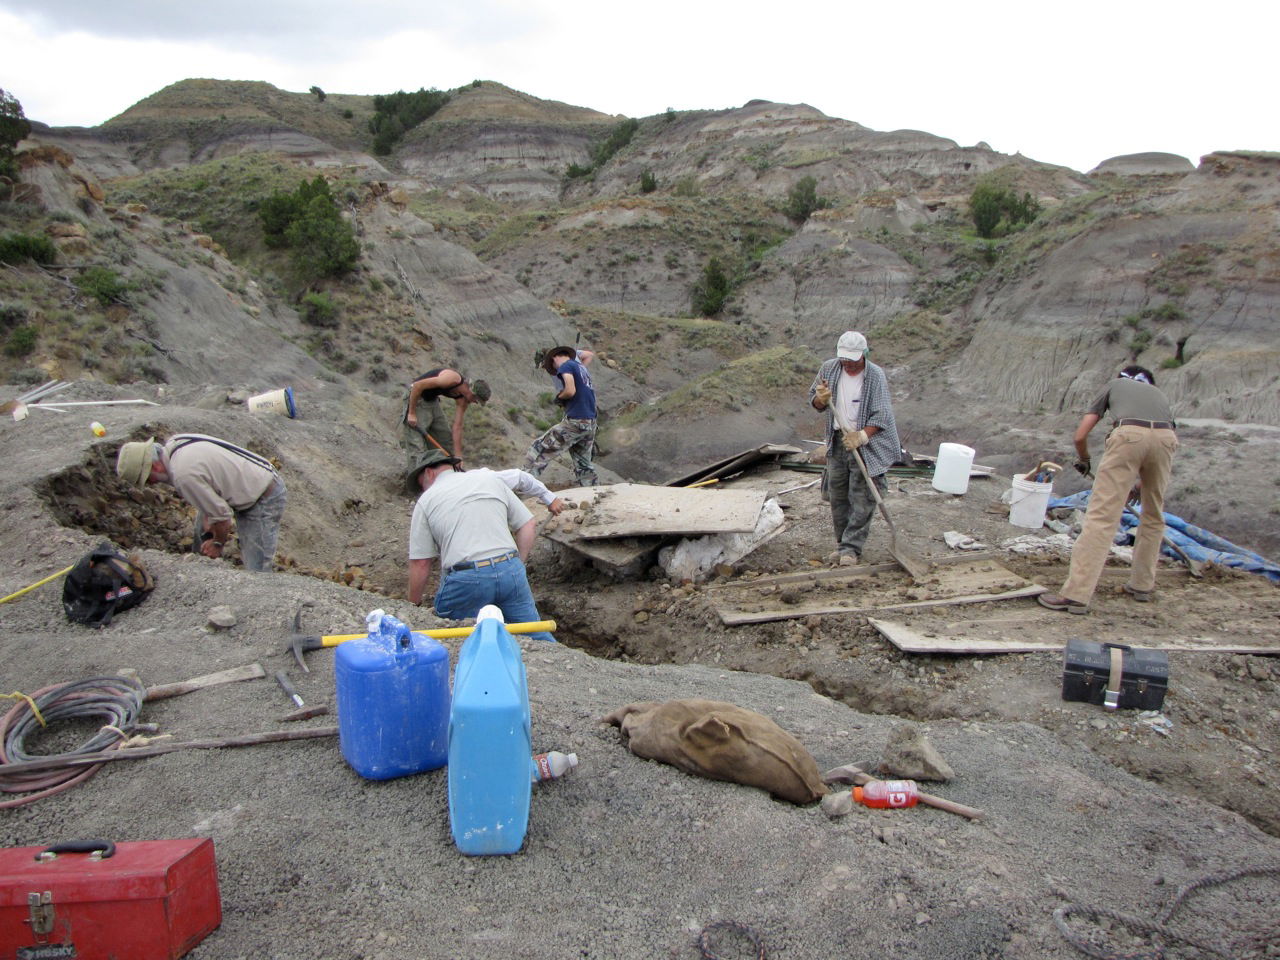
[523, 346, 599, 486]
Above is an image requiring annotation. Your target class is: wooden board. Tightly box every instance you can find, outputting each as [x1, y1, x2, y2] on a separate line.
[711, 557, 1044, 626]
[543, 527, 663, 575]
[869, 616, 1280, 656]
[666, 444, 804, 488]
[550, 483, 766, 540]
[712, 553, 996, 591]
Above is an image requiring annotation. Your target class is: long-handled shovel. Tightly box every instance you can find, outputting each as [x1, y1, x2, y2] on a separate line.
[852, 446, 930, 582]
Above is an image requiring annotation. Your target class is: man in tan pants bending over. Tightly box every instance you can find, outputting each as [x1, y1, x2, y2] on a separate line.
[1039, 365, 1178, 614]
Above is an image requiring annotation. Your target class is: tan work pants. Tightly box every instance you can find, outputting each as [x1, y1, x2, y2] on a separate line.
[1061, 425, 1178, 604]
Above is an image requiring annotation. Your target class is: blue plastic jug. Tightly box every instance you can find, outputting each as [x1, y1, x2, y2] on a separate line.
[448, 612, 532, 855]
[335, 611, 450, 780]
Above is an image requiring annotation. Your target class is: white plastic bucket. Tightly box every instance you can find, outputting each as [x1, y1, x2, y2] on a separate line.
[1009, 472, 1053, 529]
[931, 443, 976, 495]
[247, 387, 297, 419]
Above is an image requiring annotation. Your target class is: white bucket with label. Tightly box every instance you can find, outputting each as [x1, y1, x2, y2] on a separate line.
[247, 386, 297, 419]
[1009, 472, 1053, 529]
[931, 443, 976, 495]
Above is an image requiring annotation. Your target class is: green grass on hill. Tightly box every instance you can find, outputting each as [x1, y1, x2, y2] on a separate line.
[110, 154, 362, 261]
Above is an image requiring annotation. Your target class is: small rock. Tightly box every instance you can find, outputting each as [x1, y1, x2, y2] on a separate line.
[820, 791, 854, 818]
[879, 724, 956, 782]
[207, 606, 237, 629]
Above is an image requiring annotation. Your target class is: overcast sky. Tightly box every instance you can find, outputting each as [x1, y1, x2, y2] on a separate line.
[1, 0, 1274, 174]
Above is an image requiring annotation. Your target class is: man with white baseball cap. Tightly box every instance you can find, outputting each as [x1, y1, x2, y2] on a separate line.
[809, 331, 901, 565]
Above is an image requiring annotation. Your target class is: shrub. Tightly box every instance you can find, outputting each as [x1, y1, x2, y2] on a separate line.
[672, 176, 700, 197]
[76, 266, 130, 306]
[0, 232, 56, 265]
[0, 88, 31, 182]
[260, 177, 360, 279]
[784, 176, 829, 223]
[309, 86, 326, 102]
[1149, 302, 1186, 322]
[591, 118, 638, 169]
[287, 198, 360, 278]
[300, 290, 338, 327]
[368, 87, 450, 155]
[0, 302, 28, 328]
[4, 324, 37, 357]
[341, 108, 353, 119]
[640, 170, 657, 193]
[691, 258, 730, 316]
[969, 178, 1041, 238]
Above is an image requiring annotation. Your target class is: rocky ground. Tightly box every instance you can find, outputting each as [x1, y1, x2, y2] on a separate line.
[2, 384, 1279, 959]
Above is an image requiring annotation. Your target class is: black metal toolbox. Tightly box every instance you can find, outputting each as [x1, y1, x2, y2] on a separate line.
[1061, 638, 1169, 710]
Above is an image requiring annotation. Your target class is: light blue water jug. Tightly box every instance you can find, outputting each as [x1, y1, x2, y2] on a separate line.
[448, 607, 532, 855]
[335, 611, 450, 780]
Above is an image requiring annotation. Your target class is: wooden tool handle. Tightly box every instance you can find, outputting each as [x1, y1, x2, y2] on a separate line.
[823, 764, 983, 821]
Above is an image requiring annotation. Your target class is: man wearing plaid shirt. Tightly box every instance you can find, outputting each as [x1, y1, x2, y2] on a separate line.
[809, 331, 901, 565]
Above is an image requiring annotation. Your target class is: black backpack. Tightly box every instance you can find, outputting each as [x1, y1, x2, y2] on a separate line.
[62, 541, 155, 628]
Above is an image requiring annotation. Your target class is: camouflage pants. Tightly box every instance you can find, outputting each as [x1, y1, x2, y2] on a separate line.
[524, 417, 598, 486]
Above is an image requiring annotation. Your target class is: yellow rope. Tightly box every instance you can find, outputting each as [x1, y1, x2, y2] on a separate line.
[0, 564, 75, 605]
[1, 692, 47, 727]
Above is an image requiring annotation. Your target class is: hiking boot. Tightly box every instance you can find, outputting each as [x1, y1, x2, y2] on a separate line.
[1122, 584, 1154, 603]
[837, 554, 859, 567]
[1038, 592, 1088, 615]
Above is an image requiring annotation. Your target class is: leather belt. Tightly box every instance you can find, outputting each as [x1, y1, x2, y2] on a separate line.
[450, 551, 517, 573]
[1117, 418, 1175, 430]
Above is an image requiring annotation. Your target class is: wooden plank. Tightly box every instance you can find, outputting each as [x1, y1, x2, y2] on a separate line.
[666, 444, 804, 488]
[556, 482, 766, 539]
[716, 584, 1046, 626]
[710, 552, 995, 590]
[543, 527, 663, 572]
[711, 557, 1042, 626]
[144, 662, 266, 701]
[869, 617, 1280, 656]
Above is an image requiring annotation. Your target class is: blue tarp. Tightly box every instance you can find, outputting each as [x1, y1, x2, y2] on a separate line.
[1048, 490, 1280, 583]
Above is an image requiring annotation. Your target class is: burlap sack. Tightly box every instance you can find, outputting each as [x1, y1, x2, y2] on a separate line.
[601, 698, 829, 805]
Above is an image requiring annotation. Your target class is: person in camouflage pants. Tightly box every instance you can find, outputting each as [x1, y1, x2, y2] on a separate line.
[524, 346, 599, 486]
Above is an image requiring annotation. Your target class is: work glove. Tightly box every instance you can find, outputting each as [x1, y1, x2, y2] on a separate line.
[1073, 458, 1091, 477]
[814, 382, 832, 407]
[842, 429, 869, 451]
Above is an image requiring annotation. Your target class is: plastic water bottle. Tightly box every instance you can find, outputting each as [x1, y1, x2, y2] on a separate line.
[531, 751, 578, 782]
[853, 779, 920, 809]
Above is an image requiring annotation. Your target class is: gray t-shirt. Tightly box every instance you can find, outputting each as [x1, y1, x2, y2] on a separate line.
[409, 470, 533, 570]
[1087, 377, 1173, 424]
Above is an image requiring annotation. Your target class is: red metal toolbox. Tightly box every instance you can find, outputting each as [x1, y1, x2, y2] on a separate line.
[0, 838, 220, 960]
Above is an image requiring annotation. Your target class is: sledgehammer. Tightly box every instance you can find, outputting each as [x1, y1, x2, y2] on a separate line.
[286, 607, 558, 672]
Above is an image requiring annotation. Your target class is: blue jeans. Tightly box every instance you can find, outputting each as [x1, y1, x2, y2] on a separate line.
[193, 476, 286, 573]
[434, 556, 556, 642]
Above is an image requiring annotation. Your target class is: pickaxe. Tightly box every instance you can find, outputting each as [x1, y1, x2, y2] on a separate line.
[286, 607, 557, 672]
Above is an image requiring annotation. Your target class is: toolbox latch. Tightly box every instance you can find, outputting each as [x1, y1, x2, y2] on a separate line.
[26, 891, 54, 935]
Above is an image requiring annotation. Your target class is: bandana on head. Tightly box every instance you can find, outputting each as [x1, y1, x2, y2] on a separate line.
[1119, 370, 1152, 385]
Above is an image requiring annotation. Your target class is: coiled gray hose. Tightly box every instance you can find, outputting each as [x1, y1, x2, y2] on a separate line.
[0, 676, 144, 807]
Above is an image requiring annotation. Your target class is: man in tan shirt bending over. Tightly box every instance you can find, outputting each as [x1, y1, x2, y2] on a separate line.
[116, 433, 287, 572]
